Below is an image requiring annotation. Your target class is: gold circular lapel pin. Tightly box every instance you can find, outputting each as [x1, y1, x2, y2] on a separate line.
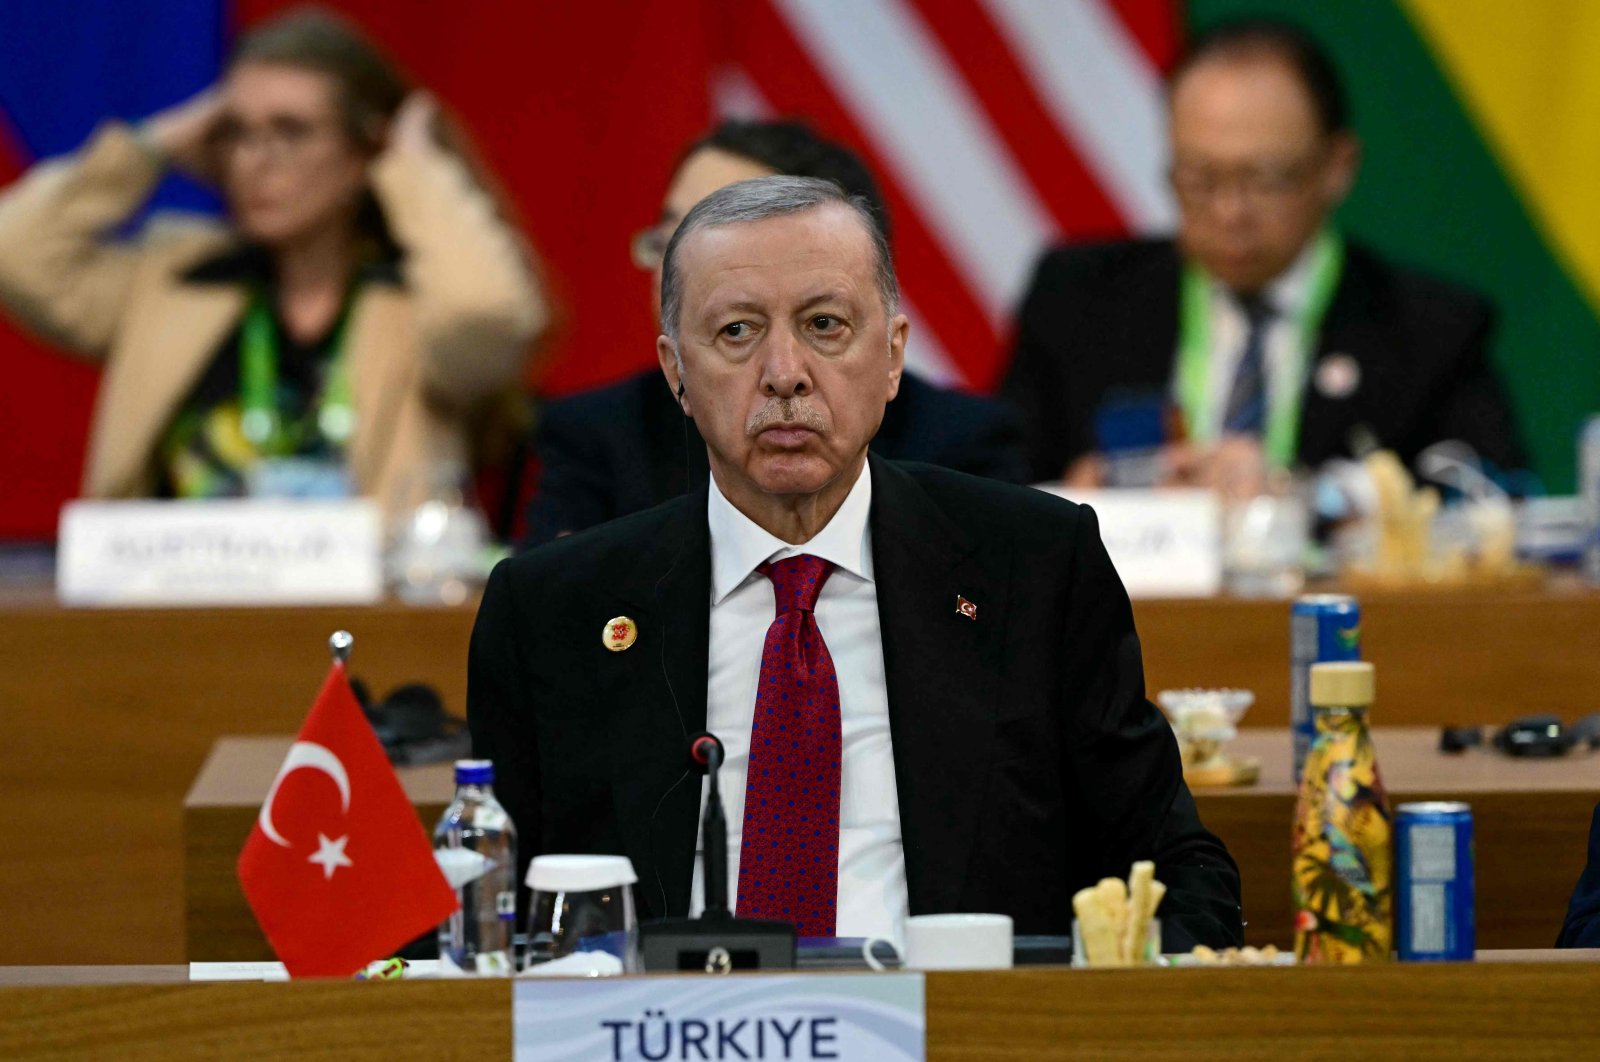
[603, 616, 638, 652]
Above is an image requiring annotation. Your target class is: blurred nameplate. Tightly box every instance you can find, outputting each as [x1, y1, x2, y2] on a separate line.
[512, 973, 925, 1061]
[57, 499, 383, 608]
[1036, 487, 1222, 598]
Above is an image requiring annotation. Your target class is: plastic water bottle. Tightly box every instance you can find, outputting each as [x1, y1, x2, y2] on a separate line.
[434, 759, 517, 975]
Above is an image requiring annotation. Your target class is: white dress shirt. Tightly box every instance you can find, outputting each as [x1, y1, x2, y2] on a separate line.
[1189, 237, 1320, 442]
[689, 461, 908, 940]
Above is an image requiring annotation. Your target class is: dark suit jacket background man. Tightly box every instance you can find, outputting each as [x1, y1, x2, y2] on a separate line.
[470, 175, 1242, 948]
[523, 120, 1026, 548]
[1558, 801, 1600, 947]
[1002, 19, 1524, 486]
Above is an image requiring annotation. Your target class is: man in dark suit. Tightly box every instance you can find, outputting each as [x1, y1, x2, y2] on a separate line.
[1002, 20, 1523, 487]
[1557, 801, 1600, 947]
[523, 120, 1026, 548]
[470, 175, 1242, 948]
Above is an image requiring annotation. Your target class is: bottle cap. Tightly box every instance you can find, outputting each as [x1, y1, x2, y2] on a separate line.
[454, 759, 494, 785]
[526, 854, 638, 892]
[1309, 661, 1375, 708]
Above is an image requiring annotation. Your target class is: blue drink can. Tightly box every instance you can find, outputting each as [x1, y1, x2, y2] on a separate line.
[1290, 594, 1361, 782]
[1396, 802, 1476, 961]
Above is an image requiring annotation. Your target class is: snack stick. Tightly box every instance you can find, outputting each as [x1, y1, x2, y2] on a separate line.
[1148, 878, 1166, 908]
[1074, 883, 1122, 966]
[1128, 878, 1167, 964]
[1072, 886, 1111, 966]
[1096, 877, 1130, 965]
[1124, 862, 1155, 963]
[1071, 885, 1097, 926]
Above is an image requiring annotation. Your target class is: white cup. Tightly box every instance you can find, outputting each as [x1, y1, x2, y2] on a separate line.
[901, 913, 1013, 970]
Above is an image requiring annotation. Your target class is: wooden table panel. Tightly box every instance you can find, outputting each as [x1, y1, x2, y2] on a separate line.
[922, 962, 1600, 1060]
[2, 961, 1598, 1060]
[1136, 583, 1600, 729]
[0, 979, 506, 1061]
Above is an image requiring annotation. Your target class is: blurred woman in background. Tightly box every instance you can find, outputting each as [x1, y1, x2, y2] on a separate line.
[0, 8, 545, 514]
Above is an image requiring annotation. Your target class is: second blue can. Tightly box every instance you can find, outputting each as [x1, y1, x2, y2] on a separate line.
[1396, 801, 1476, 961]
[1290, 593, 1361, 783]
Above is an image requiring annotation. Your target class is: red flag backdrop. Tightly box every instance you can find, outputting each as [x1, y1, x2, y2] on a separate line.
[1, 0, 1179, 538]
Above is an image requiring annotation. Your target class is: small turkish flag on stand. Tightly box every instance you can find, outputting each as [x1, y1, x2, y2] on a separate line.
[238, 642, 457, 978]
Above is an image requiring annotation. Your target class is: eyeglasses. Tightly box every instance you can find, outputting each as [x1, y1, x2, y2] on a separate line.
[212, 116, 344, 165]
[1169, 154, 1325, 210]
[630, 222, 673, 272]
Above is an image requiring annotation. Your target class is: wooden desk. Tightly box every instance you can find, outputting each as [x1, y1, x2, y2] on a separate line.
[184, 730, 1597, 961]
[5, 583, 1597, 965]
[3, 959, 1598, 1059]
[0, 593, 477, 967]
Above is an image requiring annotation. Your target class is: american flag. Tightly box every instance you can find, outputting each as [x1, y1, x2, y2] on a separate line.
[707, 0, 1180, 390]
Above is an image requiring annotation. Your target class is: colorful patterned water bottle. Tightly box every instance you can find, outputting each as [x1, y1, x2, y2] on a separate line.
[1292, 661, 1392, 963]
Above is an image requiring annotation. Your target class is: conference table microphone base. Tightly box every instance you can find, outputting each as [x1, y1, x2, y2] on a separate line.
[638, 913, 796, 973]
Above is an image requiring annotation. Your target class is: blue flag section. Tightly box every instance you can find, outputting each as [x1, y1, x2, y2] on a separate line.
[0, 0, 227, 216]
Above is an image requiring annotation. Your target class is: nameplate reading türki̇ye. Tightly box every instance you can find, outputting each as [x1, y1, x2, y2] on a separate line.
[57, 499, 383, 607]
[512, 973, 925, 1061]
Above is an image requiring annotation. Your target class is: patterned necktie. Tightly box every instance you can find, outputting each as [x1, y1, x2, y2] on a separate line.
[1223, 295, 1274, 434]
[736, 554, 841, 936]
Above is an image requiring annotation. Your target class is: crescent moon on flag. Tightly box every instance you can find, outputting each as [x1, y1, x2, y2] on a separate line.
[258, 741, 352, 848]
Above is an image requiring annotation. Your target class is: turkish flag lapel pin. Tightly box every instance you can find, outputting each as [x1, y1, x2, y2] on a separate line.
[955, 595, 978, 621]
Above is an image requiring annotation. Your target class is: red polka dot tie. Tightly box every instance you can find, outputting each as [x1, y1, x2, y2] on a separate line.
[736, 554, 841, 937]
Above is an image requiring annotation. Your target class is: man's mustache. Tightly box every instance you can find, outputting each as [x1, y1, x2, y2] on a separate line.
[746, 398, 826, 436]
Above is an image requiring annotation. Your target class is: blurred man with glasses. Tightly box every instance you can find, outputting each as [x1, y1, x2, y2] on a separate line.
[521, 120, 1027, 548]
[1002, 19, 1523, 489]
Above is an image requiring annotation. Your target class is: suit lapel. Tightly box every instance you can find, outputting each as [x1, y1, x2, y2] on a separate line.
[869, 456, 1006, 914]
[599, 490, 711, 920]
[1298, 248, 1388, 464]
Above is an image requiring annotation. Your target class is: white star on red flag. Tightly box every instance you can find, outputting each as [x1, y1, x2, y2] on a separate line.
[308, 833, 353, 880]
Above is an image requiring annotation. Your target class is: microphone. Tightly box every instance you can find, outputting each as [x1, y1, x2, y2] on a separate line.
[688, 733, 729, 917]
[689, 732, 721, 770]
[676, 380, 686, 400]
[637, 732, 796, 971]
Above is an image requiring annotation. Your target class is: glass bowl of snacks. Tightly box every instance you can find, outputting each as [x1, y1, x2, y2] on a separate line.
[1156, 688, 1258, 787]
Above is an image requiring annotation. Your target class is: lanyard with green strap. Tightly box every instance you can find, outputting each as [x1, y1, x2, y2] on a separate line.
[238, 289, 358, 455]
[1175, 229, 1344, 468]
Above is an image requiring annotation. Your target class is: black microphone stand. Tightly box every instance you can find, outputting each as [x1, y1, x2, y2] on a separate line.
[697, 734, 731, 918]
[638, 733, 796, 971]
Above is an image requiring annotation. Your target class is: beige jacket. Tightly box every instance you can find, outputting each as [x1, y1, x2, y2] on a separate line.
[0, 123, 546, 515]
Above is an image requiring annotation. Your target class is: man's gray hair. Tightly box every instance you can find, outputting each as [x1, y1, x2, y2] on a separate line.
[659, 175, 900, 342]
